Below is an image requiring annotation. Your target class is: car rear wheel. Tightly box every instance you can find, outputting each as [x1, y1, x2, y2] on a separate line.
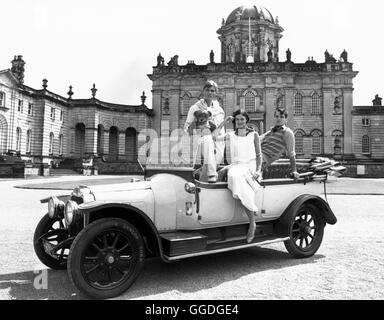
[33, 213, 68, 270]
[68, 218, 145, 299]
[284, 203, 324, 258]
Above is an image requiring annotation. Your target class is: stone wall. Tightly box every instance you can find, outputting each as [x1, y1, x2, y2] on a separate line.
[343, 161, 384, 178]
[96, 161, 143, 175]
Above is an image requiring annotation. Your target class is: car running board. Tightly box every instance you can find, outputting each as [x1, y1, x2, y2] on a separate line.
[162, 235, 289, 262]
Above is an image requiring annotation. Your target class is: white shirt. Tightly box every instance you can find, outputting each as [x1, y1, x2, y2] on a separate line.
[184, 99, 225, 135]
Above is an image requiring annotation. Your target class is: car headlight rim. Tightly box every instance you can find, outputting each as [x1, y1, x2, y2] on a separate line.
[64, 200, 79, 226]
[48, 196, 65, 219]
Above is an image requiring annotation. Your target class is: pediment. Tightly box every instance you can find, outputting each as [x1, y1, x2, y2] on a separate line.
[0, 70, 20, 87]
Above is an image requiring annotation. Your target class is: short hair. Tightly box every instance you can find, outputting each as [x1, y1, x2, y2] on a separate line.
[202, 80, 218, 92]
[232, 109, 250, 129]
[275, 107, 288, 118]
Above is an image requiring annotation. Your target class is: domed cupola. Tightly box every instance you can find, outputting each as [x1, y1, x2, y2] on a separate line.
[225, 5, 275, 25]
[217, 5, 283, 63]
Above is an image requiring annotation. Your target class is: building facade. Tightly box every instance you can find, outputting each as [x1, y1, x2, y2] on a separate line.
[148, 5, 362, 164]
[1, 5, 383, 176]
[0, 56, 153, 170]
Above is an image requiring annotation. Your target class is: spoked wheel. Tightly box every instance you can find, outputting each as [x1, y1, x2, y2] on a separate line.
[33, 213, 69, 270]
[68, 218, 145, 299]
[284, 203, 325, 258]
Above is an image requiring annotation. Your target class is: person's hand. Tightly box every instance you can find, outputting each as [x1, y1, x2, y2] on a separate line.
[291, 171, 300, 181]
[225, 115, 233, 123]
[180, 128, 188, 138]
[251, 170, 261, 181]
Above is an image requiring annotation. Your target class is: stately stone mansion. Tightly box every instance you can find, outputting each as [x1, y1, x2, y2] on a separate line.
[0, 5, 383, 176]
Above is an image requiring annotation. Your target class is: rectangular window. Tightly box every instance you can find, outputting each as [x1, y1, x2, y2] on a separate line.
[311, 94, 321, 115]
[18, 100, 23, 113]
[0, 92, 5, 107]
[312, 135, 322, 154]
[60, 110, 64, 121]
[294, 94, 303, 115]
[362, 118, 371, 127]
[50, 107, 55, 121]
[295, 133, 304, 154]
[28, 103, 33, 116]
[362, 135, 370, 154]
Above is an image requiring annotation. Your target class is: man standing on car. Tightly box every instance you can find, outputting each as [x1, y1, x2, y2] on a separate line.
[260, 106, 300, 180]
[184, 80, 225, 182]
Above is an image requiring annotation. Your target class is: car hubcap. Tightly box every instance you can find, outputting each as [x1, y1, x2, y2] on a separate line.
[81, 230, 135, 289]
[292, 209, 316, 250]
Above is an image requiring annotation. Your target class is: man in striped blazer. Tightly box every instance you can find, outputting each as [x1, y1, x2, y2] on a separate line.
[260, 107, 300, 180]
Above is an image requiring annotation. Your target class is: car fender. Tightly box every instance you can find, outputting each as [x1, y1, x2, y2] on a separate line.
[80, 202, 169, 263]
[274, 194, 337, 237]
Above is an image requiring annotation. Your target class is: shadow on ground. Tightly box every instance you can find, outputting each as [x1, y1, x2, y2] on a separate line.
[0, 246, 324, 300]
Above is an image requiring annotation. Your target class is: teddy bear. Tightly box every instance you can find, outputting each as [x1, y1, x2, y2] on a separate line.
[189, 109, 217, 133]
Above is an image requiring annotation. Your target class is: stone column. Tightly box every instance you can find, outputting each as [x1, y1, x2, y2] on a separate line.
[103, 130, 109, 156]
[285, 89, 295, 128]
[343, 88, 354, 154]
[118, 131, 126, 161]
[152, 89, 162, 136]
[265, 87, 275, 129]
[322, 89, 333, 154]
[85, 127, 97, 156]
[69, 129, 75, 156]
[169, 89, 180, 132]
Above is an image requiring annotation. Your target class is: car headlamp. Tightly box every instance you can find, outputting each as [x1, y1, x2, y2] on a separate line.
[47, 196, 65, 219]
[64, 200, 79, 226]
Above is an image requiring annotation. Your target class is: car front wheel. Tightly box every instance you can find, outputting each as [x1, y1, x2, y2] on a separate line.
[33, 213, 68, 270]
[68, 218, 145, 299]
[284, 203, 324, 258]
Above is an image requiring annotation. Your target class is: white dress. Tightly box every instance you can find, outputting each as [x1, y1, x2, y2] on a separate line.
[227, 131, 260, 212]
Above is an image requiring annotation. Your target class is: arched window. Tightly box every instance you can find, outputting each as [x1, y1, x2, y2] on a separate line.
[26, 130, 32, 153]
[109, 126, 119, 161]
[294, 93, 303, 115]
[181, 93, 191, 115]
[245, 41, 254, 61]
[125, 128, 137, 162]
[311, 130, 322, 154]
[16, 127, 22, 152]
[311, 93, 321, 115]
[294, 130, 304, 154]
[59, 134, 64, 155]
[49, 132, 54, 155]
[244, 91, 256, 112]
[228, 42, 235, 62]
[75, 123, 86, 157]
[97, 125, 104, 156]
[362, 135, 370, 154]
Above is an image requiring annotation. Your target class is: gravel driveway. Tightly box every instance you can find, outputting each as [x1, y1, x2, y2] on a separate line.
[0, 177, 383, 300]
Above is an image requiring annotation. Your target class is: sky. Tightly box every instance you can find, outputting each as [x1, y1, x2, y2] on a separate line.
[1, 0, 383, 107]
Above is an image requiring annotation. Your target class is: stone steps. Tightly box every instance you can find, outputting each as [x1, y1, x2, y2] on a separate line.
[49, 168, 80, 176]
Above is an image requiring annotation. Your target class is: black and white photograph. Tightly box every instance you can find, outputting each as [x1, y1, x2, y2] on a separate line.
[0, 0, 383, 305]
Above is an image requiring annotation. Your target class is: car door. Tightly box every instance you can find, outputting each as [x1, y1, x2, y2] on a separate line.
[196, 182, 236, 224]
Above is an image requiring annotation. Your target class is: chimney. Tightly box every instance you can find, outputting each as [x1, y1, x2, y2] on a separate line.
[11, 55, 26, 83]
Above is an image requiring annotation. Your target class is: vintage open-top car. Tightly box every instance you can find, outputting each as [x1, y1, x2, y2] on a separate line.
[34, 157, 345, 299]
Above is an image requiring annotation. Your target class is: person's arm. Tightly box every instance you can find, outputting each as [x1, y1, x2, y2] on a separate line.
[253, 132, 262, 179]
[212, 115, 233, 138]
[183, 105, 196, 133]
[213, 131, 228, 142]
[284, 129, 299, 180]
[213, 104, 225, 126]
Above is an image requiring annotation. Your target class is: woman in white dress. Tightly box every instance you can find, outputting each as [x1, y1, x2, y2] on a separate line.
[215, 110, 262, 243]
